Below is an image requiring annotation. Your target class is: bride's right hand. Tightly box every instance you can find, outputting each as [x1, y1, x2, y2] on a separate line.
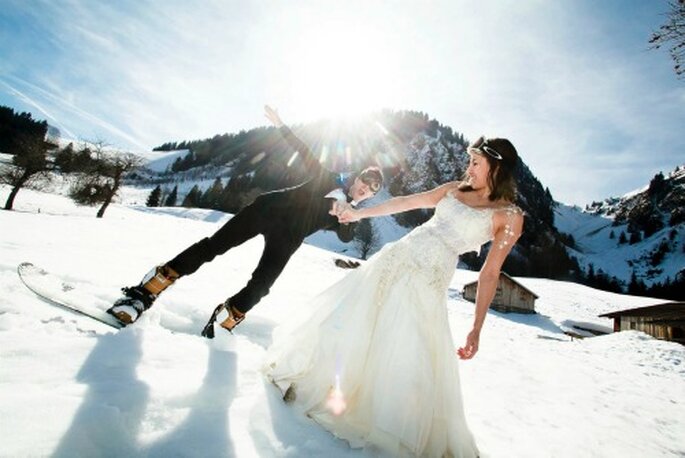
[457, 329, 480, 360]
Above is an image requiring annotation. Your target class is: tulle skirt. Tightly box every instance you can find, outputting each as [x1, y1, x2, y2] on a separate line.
[263, 242, 479, 457]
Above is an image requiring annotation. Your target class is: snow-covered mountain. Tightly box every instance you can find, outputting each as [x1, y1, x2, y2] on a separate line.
[126, 112, 571, 282]
[39, 114, 683, 297]
[556, 165, 685, 289]
[1, 184, 683, 457]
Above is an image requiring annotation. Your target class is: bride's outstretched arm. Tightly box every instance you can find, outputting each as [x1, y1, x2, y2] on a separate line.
[458, 209, 524, 360]
[339, 182, 457, 222]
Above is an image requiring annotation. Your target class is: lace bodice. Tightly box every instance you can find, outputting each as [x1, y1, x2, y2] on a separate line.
[413, 192, 496, 255]
[369, 192, 516, 296]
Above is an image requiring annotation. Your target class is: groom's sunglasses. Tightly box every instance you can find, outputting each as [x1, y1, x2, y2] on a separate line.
[359, 170, 382, 193]
[469, 136, 503, 161]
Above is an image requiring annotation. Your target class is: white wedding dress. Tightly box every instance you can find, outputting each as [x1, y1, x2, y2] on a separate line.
[264, 192, 501, 457]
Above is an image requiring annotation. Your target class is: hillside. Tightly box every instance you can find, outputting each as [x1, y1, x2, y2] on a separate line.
[556, 165, 685, 291]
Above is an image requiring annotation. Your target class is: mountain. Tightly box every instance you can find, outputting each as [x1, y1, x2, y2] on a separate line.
[30, 109, 680, 299]
[555, 165, 685, 297]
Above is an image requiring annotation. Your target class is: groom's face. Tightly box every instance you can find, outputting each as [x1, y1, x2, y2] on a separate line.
[348, 177, 374, 203]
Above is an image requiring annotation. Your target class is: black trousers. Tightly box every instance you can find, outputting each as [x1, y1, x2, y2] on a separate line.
[166, 201, 302, 314]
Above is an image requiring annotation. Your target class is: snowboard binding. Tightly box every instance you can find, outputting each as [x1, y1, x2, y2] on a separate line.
[201, 302, 246, 338]
[107, 264, 179, 325]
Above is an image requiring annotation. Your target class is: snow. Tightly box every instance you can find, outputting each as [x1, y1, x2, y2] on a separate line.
[1, 185, 684, 457]
[144, 149, 190, 173]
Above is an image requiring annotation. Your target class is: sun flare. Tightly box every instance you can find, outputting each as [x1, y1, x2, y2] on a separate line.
[286, 21, 400, 118]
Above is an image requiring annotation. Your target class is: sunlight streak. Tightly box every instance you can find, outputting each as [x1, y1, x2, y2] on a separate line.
[285, 21, 400, 118]
[286, 151, 299, 167]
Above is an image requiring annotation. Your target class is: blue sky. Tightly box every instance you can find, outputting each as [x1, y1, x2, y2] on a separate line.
[1, 0, 683, 205]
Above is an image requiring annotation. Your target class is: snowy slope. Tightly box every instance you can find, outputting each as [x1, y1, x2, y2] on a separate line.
[1, 185, 684, 457]
[554, 165, 685, 287]
[144, 149, 190, 173]
[554, 203, 684, 286]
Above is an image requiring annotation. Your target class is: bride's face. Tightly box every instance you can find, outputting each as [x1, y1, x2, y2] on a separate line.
[466, 153, 491, 191]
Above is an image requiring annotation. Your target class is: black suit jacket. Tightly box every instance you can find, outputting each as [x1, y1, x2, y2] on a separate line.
[251, 126, 357, 242]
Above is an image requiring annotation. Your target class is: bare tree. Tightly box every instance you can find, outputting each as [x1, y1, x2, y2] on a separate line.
[1, 133, 54, 210]
[650, 1, 685, 78]
[68, 141, 143, 218]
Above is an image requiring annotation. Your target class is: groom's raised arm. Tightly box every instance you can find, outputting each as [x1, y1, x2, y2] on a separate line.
[278, 125, 324, 174]
[265, 105, 324, 175]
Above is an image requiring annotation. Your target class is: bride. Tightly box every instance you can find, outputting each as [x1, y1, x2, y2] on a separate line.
[264, 135, 524, 457]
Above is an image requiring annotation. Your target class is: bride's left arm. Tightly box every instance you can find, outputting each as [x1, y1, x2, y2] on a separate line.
[458, 207, 524, 360]
[337, 182, 457, 223]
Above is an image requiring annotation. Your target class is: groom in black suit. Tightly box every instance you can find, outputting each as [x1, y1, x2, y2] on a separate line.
[108, 106, 383, 337]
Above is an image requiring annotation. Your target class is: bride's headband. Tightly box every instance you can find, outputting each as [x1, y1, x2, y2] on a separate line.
[469, 136, 503, 161]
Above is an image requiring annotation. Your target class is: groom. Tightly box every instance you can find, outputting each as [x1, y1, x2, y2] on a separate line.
[108, 106, 383, 337]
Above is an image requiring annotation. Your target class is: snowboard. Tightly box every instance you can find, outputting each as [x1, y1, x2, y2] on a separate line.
[17, 262, 124, 329]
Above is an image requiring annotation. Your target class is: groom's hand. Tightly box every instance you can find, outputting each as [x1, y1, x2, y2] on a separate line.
[329, 200, 351, 219]
[264, 105, 284, 127]
[338, 206, 361, 224]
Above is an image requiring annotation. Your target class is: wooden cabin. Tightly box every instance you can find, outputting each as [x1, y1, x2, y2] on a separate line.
[462, 272, 538, 314]
[598, 302, 685, 344]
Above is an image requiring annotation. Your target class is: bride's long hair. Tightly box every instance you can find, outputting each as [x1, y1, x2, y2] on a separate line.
[459, 136, 519, 202]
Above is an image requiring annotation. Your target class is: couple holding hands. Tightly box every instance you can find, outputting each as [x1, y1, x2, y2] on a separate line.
[109, 105, 523, 457]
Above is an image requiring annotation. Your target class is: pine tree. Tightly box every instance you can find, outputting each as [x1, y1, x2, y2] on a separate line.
[146, 185, 162, 207]
[164, 185, 178, 206]
[182, 185, 202, 207]
[587, 263, 596, 285]
[628, 271, 646, 295]
[618, 231, 627, 244]
[201, 177, 224, 209]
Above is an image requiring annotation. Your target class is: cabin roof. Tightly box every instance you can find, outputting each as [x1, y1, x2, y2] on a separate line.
[463, 272, 539, 299]
[598, 302, 685, 320]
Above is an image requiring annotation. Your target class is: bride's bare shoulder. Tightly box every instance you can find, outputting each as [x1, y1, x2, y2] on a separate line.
[492, 203, 525, 233]
[442, 181, 464, 196]
[494, 201, 523, 213]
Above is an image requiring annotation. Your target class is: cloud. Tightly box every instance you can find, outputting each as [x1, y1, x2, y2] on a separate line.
[0, 79, 76, 138]
[0, 75, 150, 150]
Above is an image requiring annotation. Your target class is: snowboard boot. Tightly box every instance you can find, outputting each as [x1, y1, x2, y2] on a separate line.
[107, 264, 180, 325]
[201, 302, 246, 338]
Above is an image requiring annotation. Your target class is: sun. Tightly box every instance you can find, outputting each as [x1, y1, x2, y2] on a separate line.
[285, 21, 400, 119]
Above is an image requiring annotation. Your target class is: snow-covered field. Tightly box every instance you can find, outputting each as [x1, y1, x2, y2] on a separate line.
[1, 186, 683, 457]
